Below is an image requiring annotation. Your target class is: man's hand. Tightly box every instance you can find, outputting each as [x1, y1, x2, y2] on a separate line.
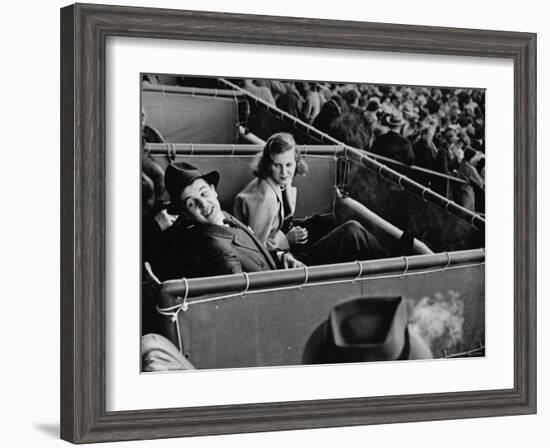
[281, 252, 305, 269]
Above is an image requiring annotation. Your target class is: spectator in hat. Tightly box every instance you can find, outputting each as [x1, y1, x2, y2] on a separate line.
[370, 109, 415, 165]
[162, 162, 304, 278]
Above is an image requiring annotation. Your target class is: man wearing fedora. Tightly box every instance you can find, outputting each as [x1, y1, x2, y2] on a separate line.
[162, 162, 304, 278]
[370, 109, 415, 166]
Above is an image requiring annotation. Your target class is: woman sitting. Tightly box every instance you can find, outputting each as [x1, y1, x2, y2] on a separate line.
[233, 132, 390, 266]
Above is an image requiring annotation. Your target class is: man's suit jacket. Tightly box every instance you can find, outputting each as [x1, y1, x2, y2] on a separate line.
[371, 130, 415, 165]
[184, 212, 278, 278]
[413, 139, 437, 171]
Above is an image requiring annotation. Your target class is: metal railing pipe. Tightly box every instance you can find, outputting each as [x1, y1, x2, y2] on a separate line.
[158, 249, 485, 307]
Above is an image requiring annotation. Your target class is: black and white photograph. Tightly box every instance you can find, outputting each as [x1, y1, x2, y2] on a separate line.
[140, 74, 486, 372]
[2, 0, 545, 445]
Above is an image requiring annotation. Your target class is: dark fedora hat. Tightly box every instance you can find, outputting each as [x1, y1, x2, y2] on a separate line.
[164, 162, 220, 214]
[302, 296, 432, 364]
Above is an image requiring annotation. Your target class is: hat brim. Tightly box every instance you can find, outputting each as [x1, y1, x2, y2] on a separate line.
[328, 296, 432, 362]
[201, 170, 220, 189]
[302, 303, 433, 364]
[383, 117, 406, 128]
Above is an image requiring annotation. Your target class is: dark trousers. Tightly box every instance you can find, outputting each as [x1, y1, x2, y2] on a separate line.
[294, 217, 388, 266]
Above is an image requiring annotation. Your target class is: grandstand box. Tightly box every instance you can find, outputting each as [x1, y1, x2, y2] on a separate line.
[141, 75, 485, 370]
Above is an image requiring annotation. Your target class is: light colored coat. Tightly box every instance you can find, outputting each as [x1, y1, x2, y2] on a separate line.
[233, 177, 297, 251]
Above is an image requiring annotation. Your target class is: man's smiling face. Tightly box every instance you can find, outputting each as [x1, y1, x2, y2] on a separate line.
[180, 178, 224, 225]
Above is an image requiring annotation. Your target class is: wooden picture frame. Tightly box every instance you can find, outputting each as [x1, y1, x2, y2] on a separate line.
[60, 3, 536, 443]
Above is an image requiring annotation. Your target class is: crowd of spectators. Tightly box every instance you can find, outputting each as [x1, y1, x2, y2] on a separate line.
[139, 75, 485, 369]
[244, 78, 486, 212]
[142, 74, 486, 212]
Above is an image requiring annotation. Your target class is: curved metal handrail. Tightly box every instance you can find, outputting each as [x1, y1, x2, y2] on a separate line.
[158, 249, 485, 307]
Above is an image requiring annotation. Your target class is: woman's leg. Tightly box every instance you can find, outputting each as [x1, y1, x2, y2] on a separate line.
[304, 220, 389, 265]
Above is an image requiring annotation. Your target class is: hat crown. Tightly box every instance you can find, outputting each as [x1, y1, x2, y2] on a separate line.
[165, 162, 203, 197]
[164, 163, 220, 214]
[329, 296, 409, 361]
[383, 109, 406, 128]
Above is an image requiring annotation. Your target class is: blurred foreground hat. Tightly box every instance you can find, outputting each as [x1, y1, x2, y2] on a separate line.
[165, 162, 220, 214]
[302, 296, 432, 364]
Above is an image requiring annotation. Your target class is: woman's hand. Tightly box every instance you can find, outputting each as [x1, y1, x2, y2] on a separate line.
[286, 226, 308, 245]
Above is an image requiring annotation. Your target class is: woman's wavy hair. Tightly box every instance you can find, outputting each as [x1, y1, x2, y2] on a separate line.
[254, 132, 308, 179]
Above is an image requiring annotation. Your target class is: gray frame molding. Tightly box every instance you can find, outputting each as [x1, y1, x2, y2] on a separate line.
[60, 3, 536, 444]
